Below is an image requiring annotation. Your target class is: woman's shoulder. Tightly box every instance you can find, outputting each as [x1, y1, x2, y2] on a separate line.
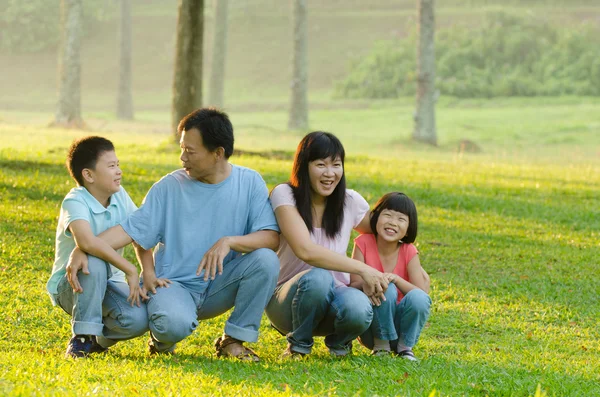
[270, 183, 295, 208]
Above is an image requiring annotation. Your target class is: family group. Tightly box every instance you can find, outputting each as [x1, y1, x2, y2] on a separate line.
[47, 107, 431, 362]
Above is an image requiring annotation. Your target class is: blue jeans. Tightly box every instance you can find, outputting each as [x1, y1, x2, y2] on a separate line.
[359, 284, 431, 350]
[146, 248, 279, 352]
[266, 268, 373, 355]
[52, 255, 149, 347]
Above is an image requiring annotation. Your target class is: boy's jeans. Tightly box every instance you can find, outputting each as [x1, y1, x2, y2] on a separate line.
[145, 248, 280, 353]
[266, 267, 373, 355]
[52, 255, 149, 347]
[359, 284, 431, 350]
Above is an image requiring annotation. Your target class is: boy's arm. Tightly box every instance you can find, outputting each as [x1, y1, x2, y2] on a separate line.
[67, 220, 140, 305]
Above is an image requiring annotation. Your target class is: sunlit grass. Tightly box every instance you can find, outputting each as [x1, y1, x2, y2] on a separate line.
[1, 115, 599, 396]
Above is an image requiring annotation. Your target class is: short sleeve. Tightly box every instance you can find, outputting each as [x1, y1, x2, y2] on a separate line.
[61, 198, 91, 237]
[404, 243, 419, 264]
[347, 190, 370, 228]
[120, 187, 138, 215]
[247, 173, 280, 234]
[270, 183, 296, 210]
[120, 181, 165, 250]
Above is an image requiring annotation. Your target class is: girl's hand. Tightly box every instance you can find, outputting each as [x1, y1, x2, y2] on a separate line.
[384, 273, 398, 283]
[360, 267, 389, 305]
[141, 273, 172, 301]
[125, 272, 141, 307]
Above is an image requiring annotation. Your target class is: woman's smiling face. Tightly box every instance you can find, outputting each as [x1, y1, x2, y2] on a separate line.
[308, 156, 343, 199]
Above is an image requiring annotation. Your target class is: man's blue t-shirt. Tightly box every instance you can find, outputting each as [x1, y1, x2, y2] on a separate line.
[120, 165, 279, 293]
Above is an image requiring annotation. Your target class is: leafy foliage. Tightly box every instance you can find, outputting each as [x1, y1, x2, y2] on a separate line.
[335, 12, 600, 98]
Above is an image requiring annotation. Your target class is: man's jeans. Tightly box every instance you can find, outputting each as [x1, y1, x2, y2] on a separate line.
[266, 268, 373, 355]
[52, 255, 149, 347]
[359, 284, 431, 350]
[146, 248, 279, 353]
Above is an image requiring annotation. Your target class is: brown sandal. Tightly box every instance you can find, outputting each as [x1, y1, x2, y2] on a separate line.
[214, 335, 260, 362]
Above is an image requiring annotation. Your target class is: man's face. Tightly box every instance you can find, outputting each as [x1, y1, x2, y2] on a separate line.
[179, 128, 217, 182]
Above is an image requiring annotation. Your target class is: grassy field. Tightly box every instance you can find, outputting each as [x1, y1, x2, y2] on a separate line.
[0, 101, 599, 396]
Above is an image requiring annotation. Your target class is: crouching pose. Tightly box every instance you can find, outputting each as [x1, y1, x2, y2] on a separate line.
[351, 192, 431, 361]
[47, 136, 150, 358]
[67, 108, 280, 361]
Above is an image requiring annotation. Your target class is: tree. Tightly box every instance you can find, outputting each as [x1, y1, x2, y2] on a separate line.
[116, 0, 134, 120]
[172, 0, 204, 140]
[413, 0, 437, 146]
[207, 0, 229, 108]
[288, 0, 308, 131]
[54, 0, 84, 128]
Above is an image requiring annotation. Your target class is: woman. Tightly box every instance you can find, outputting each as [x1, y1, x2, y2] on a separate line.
[266, 131, 389, 358]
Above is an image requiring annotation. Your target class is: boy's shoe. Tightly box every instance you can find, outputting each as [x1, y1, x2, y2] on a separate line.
[148, 334, 175, 356]
[396, 348, 418, 361]
[65, 335, 108, 358]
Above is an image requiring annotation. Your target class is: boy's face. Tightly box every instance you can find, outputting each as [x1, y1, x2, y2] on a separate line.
[85, 150, 122, 195]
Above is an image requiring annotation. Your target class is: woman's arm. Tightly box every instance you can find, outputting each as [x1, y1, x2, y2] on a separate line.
[349, 245, 365, 290]
[276, 205, 388, 298]
[354, 211, 373, 235]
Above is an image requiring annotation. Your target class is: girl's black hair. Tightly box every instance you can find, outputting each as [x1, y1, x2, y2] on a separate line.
[289, 131, 346, 238]
[370, 192, 418, 243]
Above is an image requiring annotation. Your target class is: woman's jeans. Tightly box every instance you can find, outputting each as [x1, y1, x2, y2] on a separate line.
[359, 284, 431, 350]
[266, 268, 373, 355]
[52, 255, 149, 347]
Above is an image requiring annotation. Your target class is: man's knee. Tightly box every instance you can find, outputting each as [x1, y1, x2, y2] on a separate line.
[149, 310, 198, 344]
[248, 248, 280, 278]
[115, 307, 149, 337]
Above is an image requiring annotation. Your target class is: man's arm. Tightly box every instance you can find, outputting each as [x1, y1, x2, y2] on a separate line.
[196, 230, 279, 281]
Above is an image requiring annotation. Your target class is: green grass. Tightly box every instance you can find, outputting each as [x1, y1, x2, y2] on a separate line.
[1, 103, 599, 396]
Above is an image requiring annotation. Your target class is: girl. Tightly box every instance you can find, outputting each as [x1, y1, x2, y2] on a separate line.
[350, 192, 431, 360]
[266, 131, 389, 358]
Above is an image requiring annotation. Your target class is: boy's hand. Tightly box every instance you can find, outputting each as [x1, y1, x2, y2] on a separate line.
[66, 247, 89, 293]
[197, 237, 231, 281]
[125, 272, 141, 307]
[140, 273, 172, 300]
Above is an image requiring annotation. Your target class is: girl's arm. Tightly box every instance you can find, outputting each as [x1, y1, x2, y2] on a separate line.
[275, 205, 388, 299]
[404, 254, 430, 294]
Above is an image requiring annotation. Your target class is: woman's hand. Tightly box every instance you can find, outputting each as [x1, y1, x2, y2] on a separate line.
[360, 267, 389, 306]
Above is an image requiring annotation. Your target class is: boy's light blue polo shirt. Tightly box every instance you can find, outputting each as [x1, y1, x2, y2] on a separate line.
[46, 186, 137, 301]
[120, 165, 280, 294]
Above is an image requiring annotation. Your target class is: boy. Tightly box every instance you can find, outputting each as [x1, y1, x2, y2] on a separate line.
[47, 136, 150, 358]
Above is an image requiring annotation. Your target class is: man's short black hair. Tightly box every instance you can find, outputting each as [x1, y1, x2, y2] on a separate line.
[66, 136, 115, 186]
[370, 192, 418, 243]
[177, 108, 234, 158]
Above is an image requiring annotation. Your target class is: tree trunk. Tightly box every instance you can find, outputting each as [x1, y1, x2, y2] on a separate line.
[172, 0, 204, 141]
[54, 0, 84, 128]
[413, 0, 437, 146]
[117, 0, 134, 120]
[207, 0, 229, 108]
[287, 0, 308, 131]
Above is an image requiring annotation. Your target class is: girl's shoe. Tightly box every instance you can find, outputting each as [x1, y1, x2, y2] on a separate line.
[396, 348, 418, 361]
[371, 349, 392, 357]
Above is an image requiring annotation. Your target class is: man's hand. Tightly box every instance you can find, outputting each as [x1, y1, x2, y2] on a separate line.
[197, 237, 231, 281]
[140, 272, 172, 301]
[66, 247, 89, 293]
[360, 267, 389, 306]
[125, 272, 141, 307]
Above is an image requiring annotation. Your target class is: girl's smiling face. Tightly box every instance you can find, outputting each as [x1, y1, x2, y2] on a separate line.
[375, 208, 410, 243]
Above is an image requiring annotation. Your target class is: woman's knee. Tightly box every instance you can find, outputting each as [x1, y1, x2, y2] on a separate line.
[336, 291, 373, 328]
[297, 268, 334, 297]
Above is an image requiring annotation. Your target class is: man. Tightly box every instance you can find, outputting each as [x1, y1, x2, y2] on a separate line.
[68, 108, 280, 361]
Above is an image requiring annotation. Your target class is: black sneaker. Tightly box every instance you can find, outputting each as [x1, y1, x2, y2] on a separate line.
[65, 335, 108, 358]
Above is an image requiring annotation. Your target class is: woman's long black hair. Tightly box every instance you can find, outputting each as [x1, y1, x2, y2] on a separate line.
[289, 131, 347, 238]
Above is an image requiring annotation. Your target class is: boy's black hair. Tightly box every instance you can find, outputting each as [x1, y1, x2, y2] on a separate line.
[370, 192, 418, 243]
[289, 131, 346, 238]
[66, 136, 115, 186]
[177, 108, 234, 158]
